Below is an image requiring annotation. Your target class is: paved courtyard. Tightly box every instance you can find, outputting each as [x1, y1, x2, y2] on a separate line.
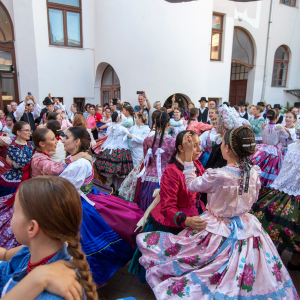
[98, 251, 300, 300]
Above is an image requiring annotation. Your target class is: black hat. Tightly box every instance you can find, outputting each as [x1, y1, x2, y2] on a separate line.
[294, 102, 300, 108]
[222, 101, 230, 106]
[198, 97, 208, 102]
[273, 104, 281, 109]
[43, 97, 54, 106]
[257, 102, 265, 107]
[238, 101, 246, 106]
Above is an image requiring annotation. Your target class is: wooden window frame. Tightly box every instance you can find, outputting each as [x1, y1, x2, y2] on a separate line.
[47, 0, 83, 48]
[279, 0, 296, 7]
[272, 46, 289, 87]
[210, 13, 223, 61]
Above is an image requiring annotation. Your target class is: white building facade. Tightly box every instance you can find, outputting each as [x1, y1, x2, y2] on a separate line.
[0, 0, 299, 112]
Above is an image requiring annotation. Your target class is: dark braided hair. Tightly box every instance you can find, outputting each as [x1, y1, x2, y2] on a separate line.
[170, 130, 197, 161]
[151, 112, 170, 150]
[266, 109, 279, 122]
[224, 126, 256, 195]
[187, 107, 198, 125]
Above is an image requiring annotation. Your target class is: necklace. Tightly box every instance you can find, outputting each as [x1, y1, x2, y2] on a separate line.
[27, 252, 57, 274]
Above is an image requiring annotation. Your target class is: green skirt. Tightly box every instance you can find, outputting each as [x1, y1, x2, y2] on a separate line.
[251, 188, 300, 254]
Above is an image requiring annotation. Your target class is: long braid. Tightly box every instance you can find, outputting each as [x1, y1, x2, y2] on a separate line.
[67, 234, 98, 300]
[151, 123, 159, 149]
[159, 121, 167, 148]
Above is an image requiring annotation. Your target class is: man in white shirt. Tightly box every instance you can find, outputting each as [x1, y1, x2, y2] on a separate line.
[238, 101, 249, 120]
[293, 102, 300, 122]
[68, 104, 78, 122]
[197, 97, 209, 123]
[234, 105, 250, 126]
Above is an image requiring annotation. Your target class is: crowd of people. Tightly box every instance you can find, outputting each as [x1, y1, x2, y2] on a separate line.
[0, 93, 299, 299]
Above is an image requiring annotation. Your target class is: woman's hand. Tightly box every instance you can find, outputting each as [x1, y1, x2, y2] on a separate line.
[243, 123, 251, 128]
[185, 216, 207, 231]
[182, 132, 193, 162]
[73, 152, 93, 165]
[37, 261, 83, 300]
[261, 123, 266, 130]
[127, 134, 132, 139]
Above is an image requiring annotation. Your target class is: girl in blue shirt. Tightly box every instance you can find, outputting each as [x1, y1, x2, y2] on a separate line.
[0, 176, 97, 300]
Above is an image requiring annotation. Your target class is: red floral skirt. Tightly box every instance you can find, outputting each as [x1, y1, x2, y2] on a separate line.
[95, 148, 133, 176]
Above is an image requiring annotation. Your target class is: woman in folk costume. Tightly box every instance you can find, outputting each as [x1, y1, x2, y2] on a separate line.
[129, 130, 206, 282]
[249, 105, 265, 145]
[250, 109, 289, 190]
[135, 112, 175, 212]
[46, 120, 66, 162]
[251, 129, 300, 271]
[0, 122, 34, 249]
[29, 127, 143, 286]
[199, 109, 219, 168]
[278, 111, 297, 159]
[125, 113, 150, 167]
[0, 133, 13, 175]
[95, 111, 133, 177]
[205, 104, 240, 169]
[137, 127, 298, 300]
[186, 108, 212, 136]
[169, 108, 186, 138]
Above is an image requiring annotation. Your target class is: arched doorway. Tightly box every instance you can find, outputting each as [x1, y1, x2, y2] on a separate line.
[0, 3, 18, 112]
[163, 93, 191, 112]
[100, 65, 120, 105]
[229, 28, 254, 106]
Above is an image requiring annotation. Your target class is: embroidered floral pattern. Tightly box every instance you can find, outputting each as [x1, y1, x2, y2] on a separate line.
[236, 263, 255, 292]
[166, 277, 188, 297]
[143, 232, 160, 248]
[178, 255, 200, 267]
[272, 261, 282, 282]
[164, 243, 181, 257]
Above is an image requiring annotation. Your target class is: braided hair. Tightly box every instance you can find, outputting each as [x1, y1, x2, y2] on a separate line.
[187, 107, 198, 125]
[224, 126, 256, 195]
[151, 111, 170, 150]
[266, 109, 279, 122]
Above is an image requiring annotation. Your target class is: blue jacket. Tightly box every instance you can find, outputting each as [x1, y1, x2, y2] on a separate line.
[0, 244, 83, 299]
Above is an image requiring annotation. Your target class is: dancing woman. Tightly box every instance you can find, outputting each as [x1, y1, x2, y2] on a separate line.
[136, 127, 298, 299]
[251, 109, 289, 190]
[135, 112, 175, 212]
[0, 122, 34, 249]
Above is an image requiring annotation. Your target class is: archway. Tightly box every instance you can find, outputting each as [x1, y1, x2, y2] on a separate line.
[229, 27, 255, 106]
[97, 64, 121, 106]
[163, 93, 191, 112]
[0, 3, 19, 112]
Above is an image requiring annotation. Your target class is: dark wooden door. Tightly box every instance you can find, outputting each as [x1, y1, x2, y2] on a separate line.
[229, 80, 247, 106]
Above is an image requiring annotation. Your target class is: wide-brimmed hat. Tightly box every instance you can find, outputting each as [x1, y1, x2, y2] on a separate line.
[43, 97, 54, 106]
[257, 101, 265, 107]
[198, 97, 208, 102]
[274, 104, 282, 109]
[238, 101, 246, 106]
[294, 102, 300, 108]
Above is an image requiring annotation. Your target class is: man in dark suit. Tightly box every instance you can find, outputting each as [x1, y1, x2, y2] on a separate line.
[197, 97, 209, 123]
[238, 101, 248, 120]
[274, 104, 284, 124]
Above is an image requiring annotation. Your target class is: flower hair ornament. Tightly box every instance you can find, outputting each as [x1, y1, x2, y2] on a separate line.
[229, 127, 253, 195]
[216, 104, 240, 134]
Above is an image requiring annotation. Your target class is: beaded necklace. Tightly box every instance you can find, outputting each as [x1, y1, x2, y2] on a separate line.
[27, 252, 57, 274]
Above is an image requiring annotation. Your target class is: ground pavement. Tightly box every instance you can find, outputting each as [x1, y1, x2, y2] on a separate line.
[98, 251, 300, 300]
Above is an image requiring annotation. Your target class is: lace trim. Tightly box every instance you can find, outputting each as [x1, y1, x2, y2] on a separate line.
[145, 176, 159, 183]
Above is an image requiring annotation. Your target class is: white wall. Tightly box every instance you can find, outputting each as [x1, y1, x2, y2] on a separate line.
[5, 0, 300, 111]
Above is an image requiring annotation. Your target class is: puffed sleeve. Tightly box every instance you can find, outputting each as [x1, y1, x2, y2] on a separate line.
[37, 156, 73, 176]
[184, 162, 218, 193]
[59, 158, 93, 190]
[7, 146, 30, 167]
[200, 130, 209, 151]
[160, 168, 182, 226]
[131, 127, 150, 144]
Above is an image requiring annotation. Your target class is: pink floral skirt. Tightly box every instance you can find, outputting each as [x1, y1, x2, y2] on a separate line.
[137, 215, 298, 299]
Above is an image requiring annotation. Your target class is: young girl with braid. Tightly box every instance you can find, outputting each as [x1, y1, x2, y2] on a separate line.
[135, 111, 175, 212]
[136, 127, 298, 299]
[0, 176, 98, 300]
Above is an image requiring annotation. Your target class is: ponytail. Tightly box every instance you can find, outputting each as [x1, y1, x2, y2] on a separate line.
[151, 112, 170, 150]
[187, 108, 198, 125]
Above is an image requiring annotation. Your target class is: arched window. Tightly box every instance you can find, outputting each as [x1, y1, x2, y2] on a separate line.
[101, 65, 121, 105]
[272, 46, 289, 87]
[0, 5, 13, 42]
[232, 28, 254, 67]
